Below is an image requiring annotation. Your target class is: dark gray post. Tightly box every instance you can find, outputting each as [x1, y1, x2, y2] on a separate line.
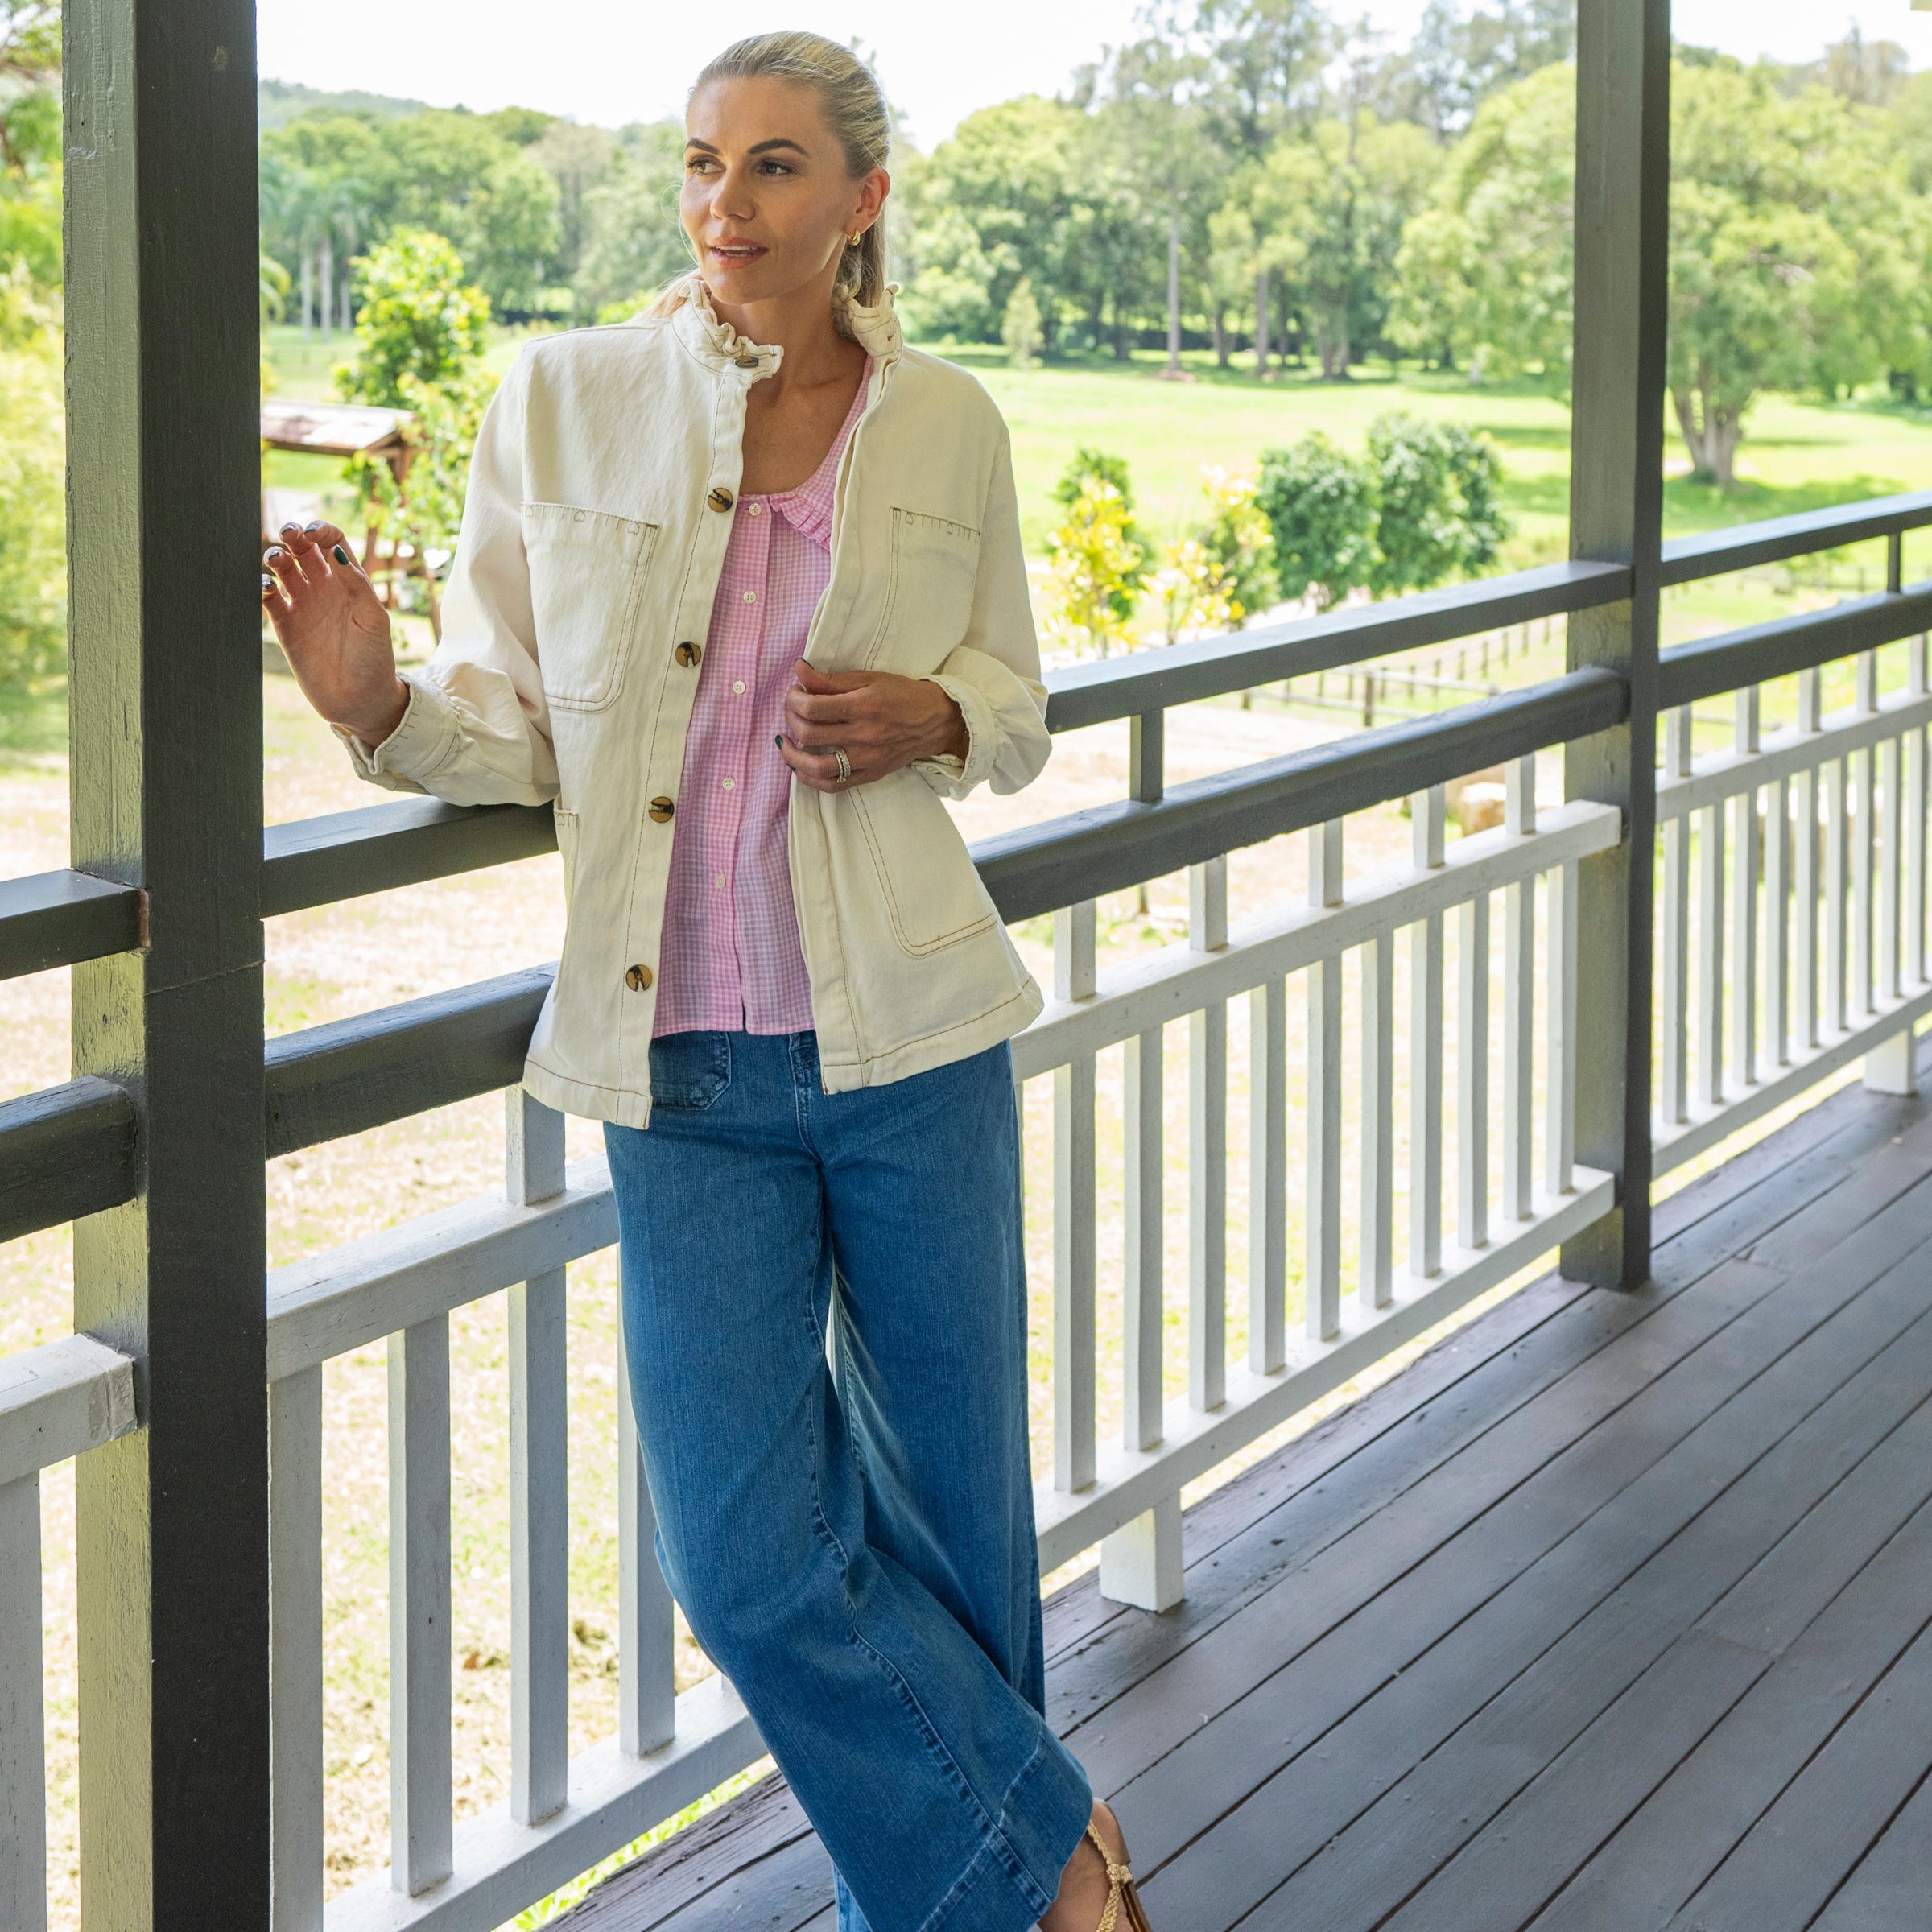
[1563, 0, 1670, 1288]
[64, 2, 270, 1921]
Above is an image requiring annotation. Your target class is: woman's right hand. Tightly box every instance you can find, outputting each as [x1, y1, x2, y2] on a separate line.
[262, 520, 410, 747]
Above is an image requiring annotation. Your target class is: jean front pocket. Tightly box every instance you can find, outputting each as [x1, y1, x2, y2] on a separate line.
[647, 1031, 732, 1112]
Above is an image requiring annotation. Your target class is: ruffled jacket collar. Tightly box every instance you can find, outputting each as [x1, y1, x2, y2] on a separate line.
[663, 270, 904, 374]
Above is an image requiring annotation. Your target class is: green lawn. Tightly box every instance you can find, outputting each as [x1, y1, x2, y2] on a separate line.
[262, 324, 1932, 581]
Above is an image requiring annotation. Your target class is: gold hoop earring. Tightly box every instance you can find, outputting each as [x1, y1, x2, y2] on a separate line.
[848, 231, 864, 248]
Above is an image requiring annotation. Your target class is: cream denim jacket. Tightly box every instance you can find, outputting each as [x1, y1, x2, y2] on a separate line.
[345, 277, 1051, 1127]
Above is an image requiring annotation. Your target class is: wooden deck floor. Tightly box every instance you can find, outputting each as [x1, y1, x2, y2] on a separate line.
[561, 1063, 1932, 1932]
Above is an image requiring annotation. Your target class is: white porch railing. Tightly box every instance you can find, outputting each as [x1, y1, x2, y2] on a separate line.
[1655, 640, 1930, 1173]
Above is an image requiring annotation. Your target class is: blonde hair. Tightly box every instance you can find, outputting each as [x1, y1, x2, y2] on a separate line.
[689, 31, 891, 310]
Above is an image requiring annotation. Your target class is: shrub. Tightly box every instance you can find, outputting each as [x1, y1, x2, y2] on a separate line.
[1366, 413, 1509, 597]
[336, 230, 490, 409]
[1150, 467, 1278, 644]
[1001, 276, 1043, 369]
[0, 266, 64, 684]
[1255, 434, 1377, 613]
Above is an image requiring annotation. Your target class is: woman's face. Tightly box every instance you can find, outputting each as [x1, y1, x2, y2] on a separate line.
[682, 76, 886, 308]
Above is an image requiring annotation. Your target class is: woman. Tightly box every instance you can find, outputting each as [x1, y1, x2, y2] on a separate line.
[261, 31, 1152, 1932]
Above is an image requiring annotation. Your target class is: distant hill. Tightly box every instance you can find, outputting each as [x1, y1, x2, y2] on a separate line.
[258, 78, 435, 130]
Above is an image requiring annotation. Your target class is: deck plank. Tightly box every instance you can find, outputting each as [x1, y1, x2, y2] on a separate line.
[1665, 1620, 1932, 1932]
[1334, 1404, 1932, 1932]
[1529, 1494, 1932, 1932]
[559, 1074, 1932, 1932]
[1810, 1768, 1932, 1932]
[1137, 1236, 1932, 1929]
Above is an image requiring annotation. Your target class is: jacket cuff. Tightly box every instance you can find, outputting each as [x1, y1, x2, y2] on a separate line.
[914, 673, 995, 799]
[336, 675, 459, 793]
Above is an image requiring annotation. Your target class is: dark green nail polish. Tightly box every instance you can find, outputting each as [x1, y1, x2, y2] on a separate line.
[774, 733, 785, 749]
[333, 544, 350, 566]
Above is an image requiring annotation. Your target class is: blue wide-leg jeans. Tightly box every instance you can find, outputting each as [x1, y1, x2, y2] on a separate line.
[603, 1030, 1092, 1932]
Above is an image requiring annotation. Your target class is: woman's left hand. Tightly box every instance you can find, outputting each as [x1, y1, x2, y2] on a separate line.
[778, 658, 968, 794]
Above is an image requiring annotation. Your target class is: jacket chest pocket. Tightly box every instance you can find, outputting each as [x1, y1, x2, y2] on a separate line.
[865, 509, 980, 671]
[522, 502, 660, 711]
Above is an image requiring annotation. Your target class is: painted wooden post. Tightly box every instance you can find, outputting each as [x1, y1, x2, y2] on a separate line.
[64, 1, 273, 1919]
[0, 1475, 44, 1932]
[1563, 0, 1670, 1286]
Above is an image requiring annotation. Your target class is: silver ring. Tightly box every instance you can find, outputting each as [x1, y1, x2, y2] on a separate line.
[832, 746, 852, 784]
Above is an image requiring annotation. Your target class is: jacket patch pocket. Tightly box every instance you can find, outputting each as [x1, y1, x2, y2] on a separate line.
[522, 502, 659, 712]
[647, 1031, 732, 1112]
[851, 769, 999, 957]
[865, 508, 980, 671]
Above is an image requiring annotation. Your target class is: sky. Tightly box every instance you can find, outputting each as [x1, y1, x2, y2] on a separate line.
[254, 2, 1932, 147]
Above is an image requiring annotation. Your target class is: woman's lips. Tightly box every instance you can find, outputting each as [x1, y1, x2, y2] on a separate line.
[708, 242, 767, 265]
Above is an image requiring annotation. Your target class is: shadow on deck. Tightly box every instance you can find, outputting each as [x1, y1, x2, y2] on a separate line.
[560, 1062, 1932, 1932]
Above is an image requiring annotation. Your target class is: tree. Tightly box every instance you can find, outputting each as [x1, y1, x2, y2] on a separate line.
[1001, 276, 1042, 369]
[336, 230, 490, 407]
[1253, 112, 1438, 378]
[1364, 413, 1508, 596]
[379, 110, 561, 316]
[1255, 435, 1377, 611]
[1669, 63, 1921, 487]
[531, 119, 617, 293]
[1385, 60, 1575, 386]
[574, 120, 687, 317]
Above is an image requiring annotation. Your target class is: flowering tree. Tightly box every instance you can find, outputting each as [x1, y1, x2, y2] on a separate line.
[1043, 481, 1144, 657]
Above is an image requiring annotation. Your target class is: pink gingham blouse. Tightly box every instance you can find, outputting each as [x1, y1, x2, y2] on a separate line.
[652, 361, 872, 1038]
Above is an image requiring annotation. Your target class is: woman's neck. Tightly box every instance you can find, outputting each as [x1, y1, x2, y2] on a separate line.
[704, 270, 861, 391]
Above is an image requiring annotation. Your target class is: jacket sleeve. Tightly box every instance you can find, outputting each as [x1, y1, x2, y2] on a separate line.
[340, 349, 560, 807]
[912, 419, 1051, 801]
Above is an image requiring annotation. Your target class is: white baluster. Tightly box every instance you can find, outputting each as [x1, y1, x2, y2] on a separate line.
[1661, 709, 1692, 1123]
[1307, 822, 1344, 1341]
[1249, 968, 1288, 1373]
[1795, 670, 1823, 1051]
[1458, 882, 1491, 1253]
[1908, 723, 1928, 992]
[389, 1315, 452, 1893]
[506, 1092, 569, 1825]
[617, 1344, 675, 1757]
[1360, 923, 1396, 1305]
[1765, 773, 1790, 1069]
[1732, 689, 1760, 1089]
[1410, 786, 1447, 1278]
[1696, 796, 1726, 1109]
[1504, 756, 1537, 1217]
[1547, 857, 1579, 1196]
[1122, 1021, 1163, 1449]
[1188, 860, 1228, 1413]
[1879, 736, 1902, 1006]
[270, 1368, 324, 1932]
[1053, 902, 1097, 1492]
[1826, 753, 1849, 1036]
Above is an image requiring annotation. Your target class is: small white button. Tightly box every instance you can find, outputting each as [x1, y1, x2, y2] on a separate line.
[732, 679, 746, 695]
[742, 590, 757, 604]
[721, 777, 735, 791]
[714, 873, 727, 889]
[748, 502, 763, 516]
